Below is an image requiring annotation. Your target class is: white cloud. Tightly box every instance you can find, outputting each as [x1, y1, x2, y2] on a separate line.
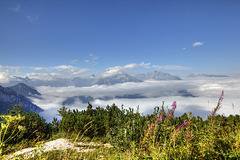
[90, 54, 98, 61]
[54, 65, 90, 75]
[29, 65, 90, 79]
[9, 4, 21, 12]
[0, 65, 22, 83]
[26, 73, 61, 80]
[26, 14, 39, 23]
[103, 62, 151, 77]
[71, 60, 79, 64]
[0, 65, 22, 74]
[152, 65, 192, 71]
[192, 42, 204, 47]
[30, 67, 49, 72]
[0, 65, 90, 80]
[0, 70, 10, 83]
[0, 65, 12, 83]
[84, 54, 99, 65]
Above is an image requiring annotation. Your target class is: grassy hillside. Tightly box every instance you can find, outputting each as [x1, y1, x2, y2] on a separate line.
[0, 93, 240, 159]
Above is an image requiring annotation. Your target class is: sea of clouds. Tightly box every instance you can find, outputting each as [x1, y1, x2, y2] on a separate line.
[31, 76, 240, 122]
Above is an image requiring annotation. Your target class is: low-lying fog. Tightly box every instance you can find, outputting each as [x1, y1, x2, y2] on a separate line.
[32, 76, 240, 122]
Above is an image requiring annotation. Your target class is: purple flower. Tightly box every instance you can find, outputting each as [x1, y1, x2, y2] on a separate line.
[157, 115, 162, 121]
[171, 101, 177, 109]
[184, 119, 187, 125]
[157, 112, 164, 121]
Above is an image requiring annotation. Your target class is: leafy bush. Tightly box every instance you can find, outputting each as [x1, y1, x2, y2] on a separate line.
[1, 105, 52, 149]
[106, 105, 146, 150]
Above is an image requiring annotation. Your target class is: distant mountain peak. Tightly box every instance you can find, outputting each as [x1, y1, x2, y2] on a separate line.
[0, 84, 43, 115]
[10, 83, 41, 97]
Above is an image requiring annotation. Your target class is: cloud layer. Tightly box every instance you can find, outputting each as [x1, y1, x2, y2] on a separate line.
[32, 76, 240, 122]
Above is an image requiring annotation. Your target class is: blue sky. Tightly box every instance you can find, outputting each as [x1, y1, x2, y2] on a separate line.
[1, 0, 240, 79]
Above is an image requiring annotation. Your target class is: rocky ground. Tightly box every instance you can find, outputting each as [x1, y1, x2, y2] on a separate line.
[6, 138, 113, 159]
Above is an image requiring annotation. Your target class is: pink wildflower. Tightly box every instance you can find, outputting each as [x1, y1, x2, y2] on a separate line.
[157, 111, 164, 121]
[217, 90, 224, 111]
[176, 119, 187, 131]
[157, 116, 162, 121]
[171, 101, 177, 109]
[184, 119, 187, 125]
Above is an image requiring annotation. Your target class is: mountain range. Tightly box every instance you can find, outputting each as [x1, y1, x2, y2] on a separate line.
[188, 74, 228, 78]
[136, 71, 181, 81]
[5, 71, 181, 87]
[0, 84, 43, 115]
[0, 71, 195, 109]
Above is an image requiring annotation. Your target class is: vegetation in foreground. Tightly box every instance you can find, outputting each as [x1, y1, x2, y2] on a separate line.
[0, 91, 240, 159]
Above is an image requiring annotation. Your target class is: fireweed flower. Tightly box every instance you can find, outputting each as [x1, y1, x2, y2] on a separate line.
[176, 119, 188, 131]
[210, 90, 224, 121]
[157, 115, 162, 121]
[184, 119, 187, 125]
[171, 101, 177, 109]
[217, 90, 224, 111]
[157, 111, 164, 121]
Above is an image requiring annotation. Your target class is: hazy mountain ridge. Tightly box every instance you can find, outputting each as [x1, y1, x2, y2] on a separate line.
[188, 74, 228, 78]
[0, 85, 43, 115]
[136, 71, 181, 81]
[96, 74, 142, 86]
[5, 71, 181, 87]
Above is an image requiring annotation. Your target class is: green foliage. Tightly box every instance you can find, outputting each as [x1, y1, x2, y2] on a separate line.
[0, 105, 52, 156]
[106, 105, 146, 150]
[0, 113, 25, 155]
[57, 104, 147, 150]
[6, 105, 52, 143]
[57, 105, 107, 137]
